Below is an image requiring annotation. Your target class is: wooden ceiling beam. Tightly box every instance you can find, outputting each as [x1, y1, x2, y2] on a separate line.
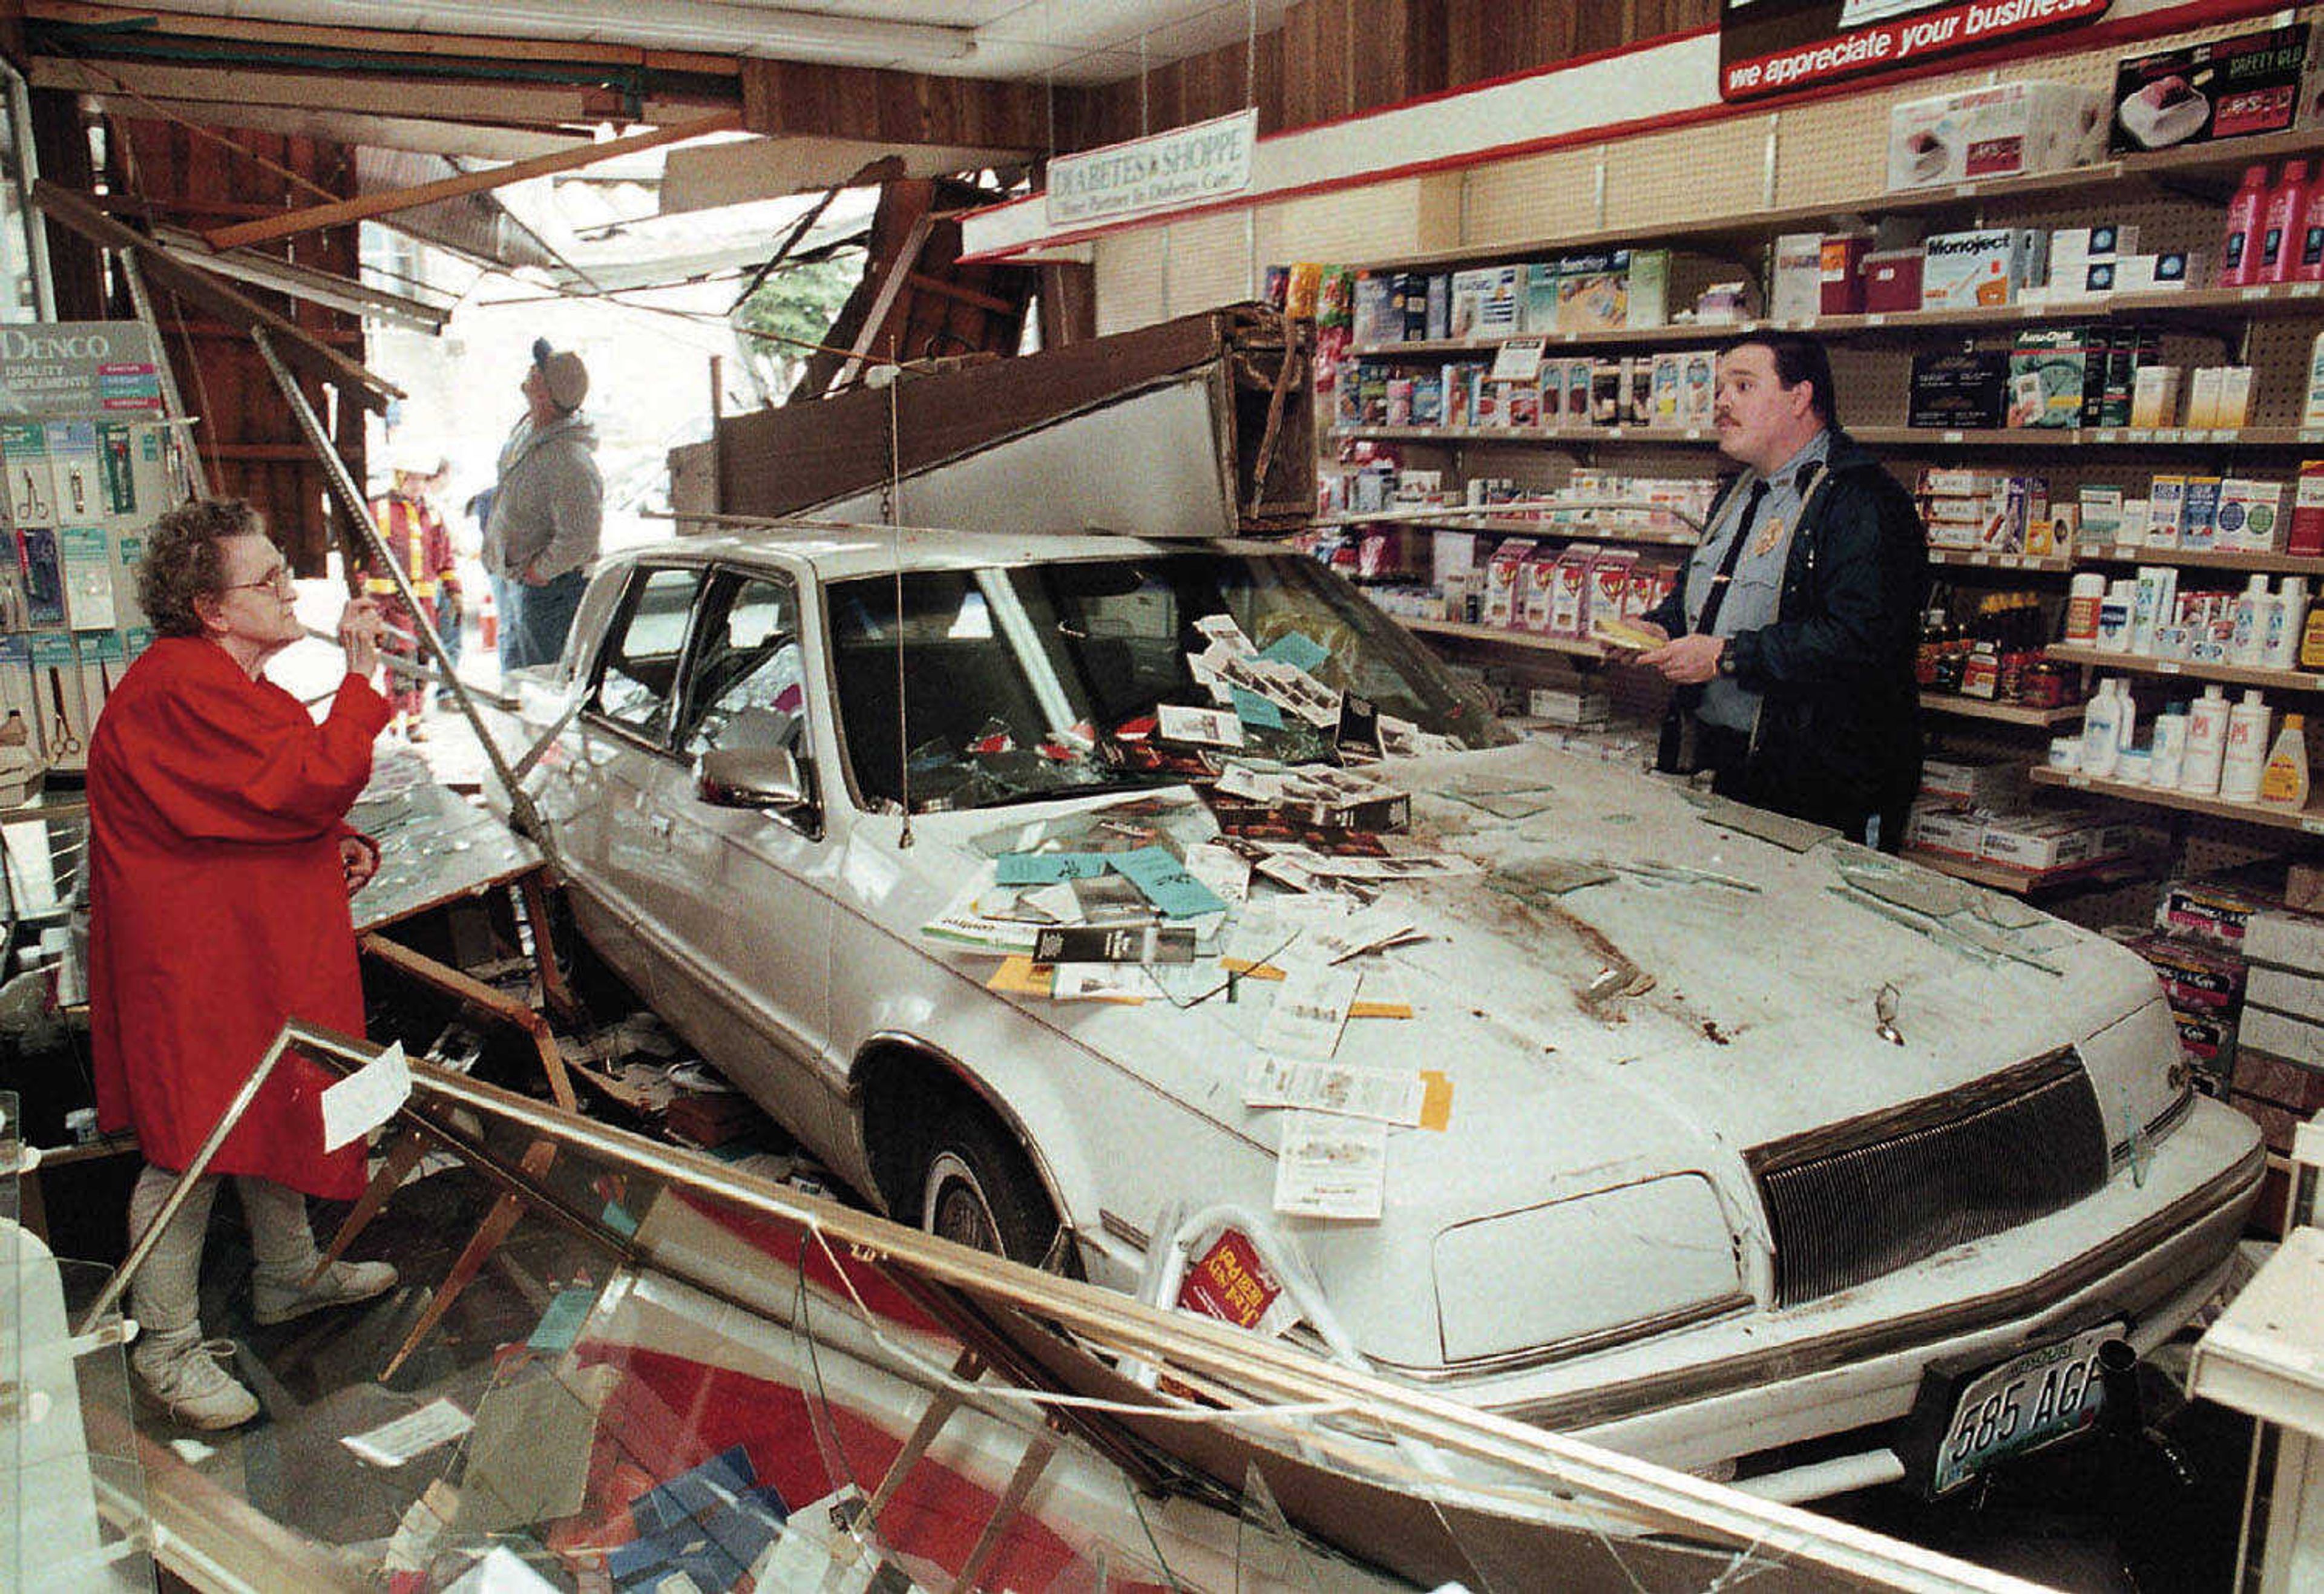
[24, 0, 738, 77]
[30, 179, 402, 410]
[741, 57, 1060, 152]
[201, 108, 741, 252]
[28, 54, 608, 127]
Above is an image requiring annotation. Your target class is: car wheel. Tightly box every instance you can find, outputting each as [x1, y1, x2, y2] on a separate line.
[916, 1108, 1059, 1266]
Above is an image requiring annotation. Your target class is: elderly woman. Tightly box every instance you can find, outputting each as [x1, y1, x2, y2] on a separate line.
[88, 498, 400, 1429]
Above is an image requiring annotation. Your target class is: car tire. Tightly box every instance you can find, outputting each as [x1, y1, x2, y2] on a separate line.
[916, 1107, 1060, 1267]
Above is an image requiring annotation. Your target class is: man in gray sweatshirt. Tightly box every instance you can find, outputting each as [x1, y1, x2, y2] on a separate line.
[484, 339, 602, 671]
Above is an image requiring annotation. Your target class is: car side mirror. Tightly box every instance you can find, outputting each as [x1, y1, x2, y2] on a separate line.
[695, 746, 814, 818]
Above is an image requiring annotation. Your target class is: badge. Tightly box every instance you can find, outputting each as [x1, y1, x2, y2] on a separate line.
[1752, 514, 1788, 559]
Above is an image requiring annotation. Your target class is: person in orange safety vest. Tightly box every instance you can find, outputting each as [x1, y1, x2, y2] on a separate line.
[362, 458, 459, 739]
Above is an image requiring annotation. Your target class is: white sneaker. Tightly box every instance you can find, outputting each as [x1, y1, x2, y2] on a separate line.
[133, 1332, 260, 1431]
[252, 1259, 399, 1326]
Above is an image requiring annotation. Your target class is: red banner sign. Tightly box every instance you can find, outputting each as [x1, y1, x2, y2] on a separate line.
[1722, 0, 2112, 101]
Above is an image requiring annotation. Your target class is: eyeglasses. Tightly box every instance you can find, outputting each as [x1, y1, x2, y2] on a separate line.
[220, 564, 294, 595]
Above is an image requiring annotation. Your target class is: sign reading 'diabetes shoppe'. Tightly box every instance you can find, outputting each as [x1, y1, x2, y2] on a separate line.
[1721, 0, 2110, 102]
[0, 321, 163, 415]
[1045, 108, 1258, 226]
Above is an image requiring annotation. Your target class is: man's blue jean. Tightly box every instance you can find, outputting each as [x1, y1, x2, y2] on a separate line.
[507, 568, 588, 671]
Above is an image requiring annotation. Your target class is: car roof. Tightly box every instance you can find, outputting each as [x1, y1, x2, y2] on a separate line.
[609, 525, 1282, 583]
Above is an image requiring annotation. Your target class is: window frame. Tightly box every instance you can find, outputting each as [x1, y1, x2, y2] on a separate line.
[581, 560, 713, 756]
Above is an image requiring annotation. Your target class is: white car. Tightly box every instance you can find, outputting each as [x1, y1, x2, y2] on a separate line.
[496, 526, 2263, 1503]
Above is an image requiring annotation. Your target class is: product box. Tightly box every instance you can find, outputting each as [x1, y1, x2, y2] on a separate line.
[1888, 81, 2107, 190]
[1921, 228, 2048, 311]
[2147, 474, 2186, 548]
[1648, 353, 1683, 427]
[1908, 349, 2009, 429]
[1905, 805, 1988, 860]
[1425, 274, 1452, 341]
[2246, 905, 2324, 973]
[1589, 360, 1625, 427]
[1555, 252, 1633, 333]
[1482, 538, 1537, 627]
[1588, 549, 1635, 637]
[2181, 474, 2225, 549]
[1450, 266, 1522, 340]
[1919, 751, 2030, 808]
[2249, 963, 2324, 1026]
[1862, 250, 1923, 313]
[1521, 547, 1563, 632]
[1819, 231, 1872, 315]
[1768, 232, 1824, 320]
[2130, 365, 2182, 428]
[2156, 875, 2284, 948]
[2079, 485, 2126, 544]
[2130, 933, 2248, 1015]
[2222, 477, 2291, 552]
[1410, 371, 1444, 427]
[1626, 250, 1671, 330]
[1678, 351, 1716, 427]
[1546, 545, 1597, 637]
[1980, 812, 2096, 871]
[2187, 366, 2225, 430]
[1352, 272, 1402, 347]
[1562, 359, 1593, 427]
[2007, 328, 2092, 428]
[1522, 264, 1560, 335]
[1624, 359, 1653, 427]
[2110, 24, 2316, 153]
[2104, 327, 2160, 426]
[2240, 1005, 2324, 1066]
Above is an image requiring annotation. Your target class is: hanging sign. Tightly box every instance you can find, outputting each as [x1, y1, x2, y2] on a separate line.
[1045, 108, 1258, 227]
[0, 321, 163, 415]
[1719, 0, 2112, 102]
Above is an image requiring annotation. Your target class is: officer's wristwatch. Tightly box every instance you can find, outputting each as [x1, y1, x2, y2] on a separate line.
[1715, 643, 1738, 679]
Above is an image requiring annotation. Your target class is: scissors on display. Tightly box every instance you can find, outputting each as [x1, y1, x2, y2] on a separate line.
[47, 666, 80, 756]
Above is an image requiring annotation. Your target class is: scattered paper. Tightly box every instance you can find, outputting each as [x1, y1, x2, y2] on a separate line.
[1112, 844, 1228, 919]
[985, 956, 1055, 997]
[441, 1545, 560, 1593]
[1184, 842, 1251, 907]
[1019, 881, 1084, 923]
[1230, 686, 1285, 729]
[321, 1040, 410, 1152]
[1307, 907, 1419, 963]
[525, 1287, 599, 1356]
[994, 851, 1112, 885]
[1245, 1056, 1426, 1126]
[1273, 1112, 1386, 1220]
[1195, 614, 1257, 656]
[1259, 632, 1330, 673]
[1259, 963, 1359, 1060]
[343, 1397, 475, 1466]
[1051, 963, 1160, 1003]
[1157, 703, 1246, 748]
[1032, 923, 1198, 964]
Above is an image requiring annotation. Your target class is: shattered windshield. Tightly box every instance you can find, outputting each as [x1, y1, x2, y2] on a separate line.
[826, 551, 1509, 811]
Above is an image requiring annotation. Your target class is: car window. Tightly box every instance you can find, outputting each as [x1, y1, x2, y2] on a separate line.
[679, 574, 807, 761]
[590, 565, 705, 743]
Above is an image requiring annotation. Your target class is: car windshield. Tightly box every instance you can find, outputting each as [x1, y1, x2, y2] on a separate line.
[826, 549, 1509, 810]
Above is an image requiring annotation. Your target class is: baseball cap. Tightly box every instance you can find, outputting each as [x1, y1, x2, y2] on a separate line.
[531, 337, 589, 412]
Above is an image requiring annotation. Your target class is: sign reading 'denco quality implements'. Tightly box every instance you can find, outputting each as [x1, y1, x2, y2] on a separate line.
[0, 321, 163, 415]
[1046, 108, 1258, 227]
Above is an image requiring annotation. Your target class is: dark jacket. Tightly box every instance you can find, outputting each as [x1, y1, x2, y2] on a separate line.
[1644, 431, 1928, 831]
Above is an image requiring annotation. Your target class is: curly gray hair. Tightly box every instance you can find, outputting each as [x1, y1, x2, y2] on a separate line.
[137, 498, 266, 637]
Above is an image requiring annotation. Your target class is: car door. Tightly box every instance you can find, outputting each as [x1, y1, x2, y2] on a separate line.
[565, 562, 709, 1009]
[636, 565, 842, 1154]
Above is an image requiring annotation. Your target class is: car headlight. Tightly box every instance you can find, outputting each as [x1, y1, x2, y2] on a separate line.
[2075, 994, 2193, 1167]
[1431, 1174, 1747, 1365]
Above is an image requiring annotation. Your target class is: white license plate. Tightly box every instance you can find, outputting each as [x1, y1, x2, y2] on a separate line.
[1931, 1322, 2120, 1495]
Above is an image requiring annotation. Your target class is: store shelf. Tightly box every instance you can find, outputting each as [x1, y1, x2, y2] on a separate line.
[2031, 765, 2324, 835]
[1319, 509, 1698, 546]
[1919, 693, 2084, 727]
[2072, 546, 2324, 579]
[1350, 129, 2324, 277]
[1928, 549, 2073, 573]
[1906, 846, 2161, 896]
[2044, 643, 2324, 693]
[1334, 424, 2324, 450]
[1399, 615, 1606, 658]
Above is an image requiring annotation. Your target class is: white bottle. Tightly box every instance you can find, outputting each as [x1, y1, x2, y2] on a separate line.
[2183, 683, 2233, 795]
[2151, 703, 2191, 789]
[2222, 688, 2274, 802]
[2266, 576, 2310, 669]
[2230, 572, 2271, 665]
[2132, 566, 2176, 655]
[2082, 678, 2124, 778]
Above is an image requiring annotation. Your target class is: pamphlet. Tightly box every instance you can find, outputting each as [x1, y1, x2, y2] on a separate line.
[1258, 963, 1359, 1060]
[1273, 1111, 1386, 1220]
[1156, 703, 1246, 748]
[1244, 1055, 1426, 1125]
[343, 1397, 475, 1466]
[320, 1040, 409, 1152]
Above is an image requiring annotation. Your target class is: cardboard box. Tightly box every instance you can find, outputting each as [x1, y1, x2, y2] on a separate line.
[2217, 479, 2283, 552]
[1905, 805, 1988, 860]
[2130, 366, 2182, 428]
[2246, 907, 2324, 972]
[2111, 24, 2316, 153]
[1820, 232, 1871, 315]
[2239, 1004, 2324, 1066]
[1889, 82, 2107, 189]
[2008, 328, 2092, 428]
[2249, 962, 2324, 1025]
[1768, 232, 1823, 320]
[1555, 252, 1632, 333]
[2157, 876, 2284, 948]
[1450, 266, 1521, 340]
[1482, 537, 1537, 627]
[1981, 813, 2096, 871]
[1908, 349, 2009, 429]
[1922, 228, 2048, 311]
[1862, 250, 1923, 313]
[1919, 752, 2030, 807]
[2130, 933, 2248, 1015]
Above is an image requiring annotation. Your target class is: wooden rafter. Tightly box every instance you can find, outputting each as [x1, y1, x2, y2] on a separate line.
[201, 108, 743, 252]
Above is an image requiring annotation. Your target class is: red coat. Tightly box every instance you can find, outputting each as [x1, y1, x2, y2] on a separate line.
[88, 637, 392, 1198]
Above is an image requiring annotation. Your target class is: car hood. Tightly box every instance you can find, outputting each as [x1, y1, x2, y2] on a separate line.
[874, 740, 2165, 1222]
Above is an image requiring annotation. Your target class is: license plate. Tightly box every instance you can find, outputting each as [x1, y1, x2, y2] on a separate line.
[1929, 1322, 2119, 1495]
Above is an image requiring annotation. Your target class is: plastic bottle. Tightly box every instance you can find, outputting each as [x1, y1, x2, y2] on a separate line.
[2081, 678, 2124, 778]
[2151, 703, 2190, 789]
[2222, 688, 2274, 802]
[2184, 683, 2232, 795]
[2062, 572, 2105, 644]
[2300, 179, 2324, 283]
[2262, 712, 2311, 806]
[2230, 572, 2271, 665]
[2267, 576, 2309, 669]
[2262, 161, 2315, 283]
[2115, 678, 2139, 758]
[2224, 163, 2272, 286]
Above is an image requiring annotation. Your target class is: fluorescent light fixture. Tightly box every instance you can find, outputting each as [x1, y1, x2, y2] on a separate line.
[153, 2, 977, 62]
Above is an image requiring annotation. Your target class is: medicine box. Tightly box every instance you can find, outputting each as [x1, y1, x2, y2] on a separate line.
[1888, 81, 2107, 190]
[1921, 228, 2049, 312]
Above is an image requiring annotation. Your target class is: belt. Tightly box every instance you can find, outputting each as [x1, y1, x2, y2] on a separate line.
[363, 577, 438, 597]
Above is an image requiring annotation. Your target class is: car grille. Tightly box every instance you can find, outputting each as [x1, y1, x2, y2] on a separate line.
[1745, 1048, 2109, 1308]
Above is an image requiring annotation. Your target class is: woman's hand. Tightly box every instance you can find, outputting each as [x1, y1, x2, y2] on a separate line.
[338, 596, 385, 678]
[339, 832, 381, 895]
